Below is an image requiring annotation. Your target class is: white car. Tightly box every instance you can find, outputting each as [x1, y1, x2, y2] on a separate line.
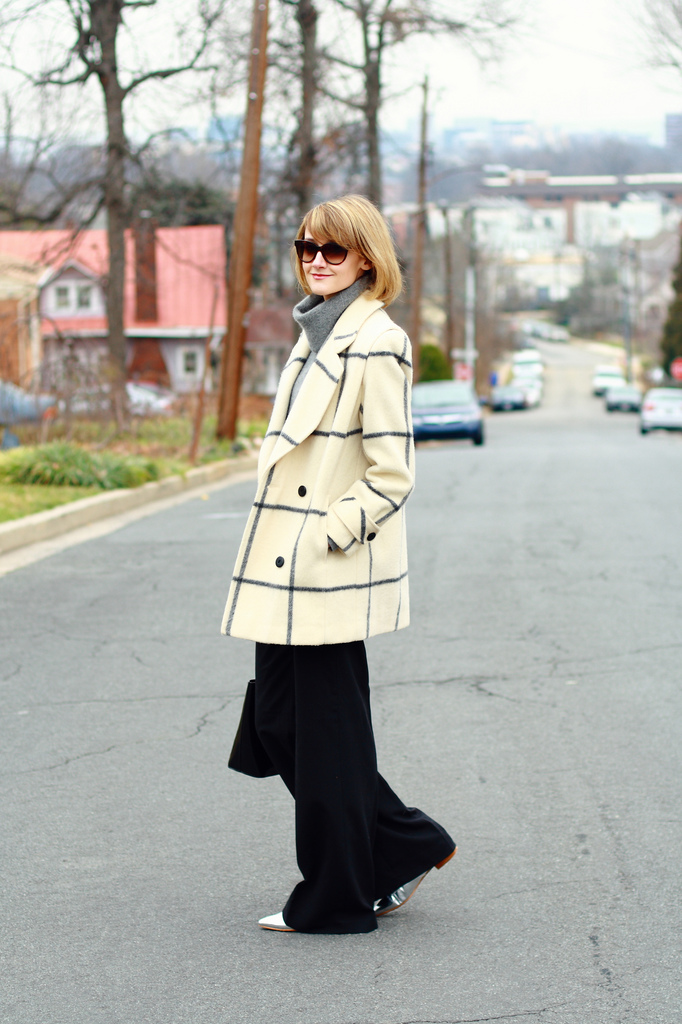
[511, 377, 542, 408]
[513, 349, 543, 367]
[640, 388, 682, 434]
[512, 361, 543, 380]
[592, 365, 626, 397]
[58, 382, 176, 416]
[126, 382, 176, 416]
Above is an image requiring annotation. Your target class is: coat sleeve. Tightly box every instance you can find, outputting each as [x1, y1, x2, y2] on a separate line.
[326, 327, 414, 554]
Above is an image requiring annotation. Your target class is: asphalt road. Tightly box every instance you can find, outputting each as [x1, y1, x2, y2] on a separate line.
[2, 341, 681, 1024]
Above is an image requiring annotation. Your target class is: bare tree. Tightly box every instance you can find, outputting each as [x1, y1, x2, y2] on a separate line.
[0, 87, 104, 228]
[1, 0, 231, 391]
[278, 0, 320, 221]
[322, 0, 522, 207]
[639, 0, 682, 75]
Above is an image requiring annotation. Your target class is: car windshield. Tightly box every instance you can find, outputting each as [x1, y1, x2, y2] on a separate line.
[412, 382, 475, 408]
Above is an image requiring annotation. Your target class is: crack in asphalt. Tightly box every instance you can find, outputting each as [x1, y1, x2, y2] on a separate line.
[589, 929, 623, 999]
[187, 698, 230, 738]
[375, 1009, 566, 1024]
[374, 674, 512, 692]
[1, 698, 233, 775]
[5, 693, 243, 714]
[489, 878, 598, 900]
[469, 680, 523, 704]
[0, 661, 21, 683]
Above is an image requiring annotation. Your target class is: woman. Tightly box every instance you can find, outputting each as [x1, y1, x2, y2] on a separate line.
[222, 194, 456, 934]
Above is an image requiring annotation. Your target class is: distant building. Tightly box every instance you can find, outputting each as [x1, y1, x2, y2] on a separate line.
[0, 254, 43, 388]
[0, 225, 227, 392]
[665, 113, 682, 149]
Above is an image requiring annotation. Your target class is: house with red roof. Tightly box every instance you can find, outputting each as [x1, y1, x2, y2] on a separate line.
[0, 223, 227, 393]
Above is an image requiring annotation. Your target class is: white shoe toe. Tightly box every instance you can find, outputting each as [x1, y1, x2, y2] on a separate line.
[258, 912, 296, 931]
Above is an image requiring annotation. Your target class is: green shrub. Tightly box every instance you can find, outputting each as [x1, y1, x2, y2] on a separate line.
[0, 442, 160, 490]
[419, 344, 452, 382]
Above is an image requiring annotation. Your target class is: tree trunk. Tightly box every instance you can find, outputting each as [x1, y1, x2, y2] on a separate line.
[409, 77, 428, 380]
[216, 0, 269, 440]
[103, 89, 127, 382]
[293, 0, 318, 222]
[94, 0, 128, 386]
[364, 52, 382, 208]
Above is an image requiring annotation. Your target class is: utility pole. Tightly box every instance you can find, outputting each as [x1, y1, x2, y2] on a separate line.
[440, 203, 455, 367]
[621, 238, 633, 383]
[464, 204, 477, 383]
[216, 0, 269, 440]
[410, 76, 428, 383]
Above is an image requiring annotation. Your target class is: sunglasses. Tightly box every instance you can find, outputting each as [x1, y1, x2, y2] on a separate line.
[294, 239, 348, 265]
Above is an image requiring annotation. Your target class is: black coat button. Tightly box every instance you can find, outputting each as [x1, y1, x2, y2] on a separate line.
[298, 485, 307, 497]
[275, 556, 285, 568]
[367, 532, 376, 541]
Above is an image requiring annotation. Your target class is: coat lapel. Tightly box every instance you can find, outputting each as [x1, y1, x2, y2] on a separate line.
[263, 293, 383, 473]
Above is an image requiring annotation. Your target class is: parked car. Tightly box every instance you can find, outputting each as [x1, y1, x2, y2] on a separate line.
[126, 382, 176, 415]
[491, 385, 527, 411]
[512, 361, 543, 382]
[412, 380, 484, 445]
[520, 321, 569, 343]
[640, 388, 682, 434]
[58, 382, 176, 417]
[604, 384, 642, 413]
[513, 349, 543, 371]
[592, 365, 626, 397]
[511, 377, 543, 408]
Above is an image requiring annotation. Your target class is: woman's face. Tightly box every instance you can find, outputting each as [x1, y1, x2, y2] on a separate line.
[303, 233, 371, 300]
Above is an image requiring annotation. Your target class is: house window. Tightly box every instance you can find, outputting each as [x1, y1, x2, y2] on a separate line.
[77, 285, 92, 309]
[183, 350, 198, 374]
[56, 285, 70, 309]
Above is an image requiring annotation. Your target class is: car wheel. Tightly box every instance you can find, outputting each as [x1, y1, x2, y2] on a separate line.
[472, 430, 484, 446]
[640, 426, 648, 435]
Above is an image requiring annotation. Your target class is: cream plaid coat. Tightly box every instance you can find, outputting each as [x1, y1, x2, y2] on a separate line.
[221, 292, 414, 646]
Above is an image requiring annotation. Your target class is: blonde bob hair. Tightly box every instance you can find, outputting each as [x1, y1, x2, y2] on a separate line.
[293, 194, 402, 306]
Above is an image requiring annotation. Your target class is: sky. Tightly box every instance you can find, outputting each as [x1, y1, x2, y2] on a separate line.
[3, 0, 682, 151]
[379, 0, 682, 144]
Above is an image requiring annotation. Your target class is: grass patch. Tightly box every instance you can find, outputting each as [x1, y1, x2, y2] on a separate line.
[0, 483, 101, 524]
[13, 414, 268, 462]
[0, 442, 161, 490]
[0, 413, 265, 523]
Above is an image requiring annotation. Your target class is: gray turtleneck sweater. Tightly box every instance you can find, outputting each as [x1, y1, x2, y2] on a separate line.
[288, 275, 368, 414]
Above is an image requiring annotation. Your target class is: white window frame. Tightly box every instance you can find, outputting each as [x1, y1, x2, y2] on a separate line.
[183, 350, 198, 375]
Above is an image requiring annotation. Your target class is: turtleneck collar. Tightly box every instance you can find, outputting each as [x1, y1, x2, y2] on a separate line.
[292, 275, 368, 353]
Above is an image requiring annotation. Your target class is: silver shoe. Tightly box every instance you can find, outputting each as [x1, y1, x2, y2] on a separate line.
[374, 871, 430, 915]
[374, 846, 457, 916]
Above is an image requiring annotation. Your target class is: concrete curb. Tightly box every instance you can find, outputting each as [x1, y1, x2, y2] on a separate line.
[0, 454, 259, 556]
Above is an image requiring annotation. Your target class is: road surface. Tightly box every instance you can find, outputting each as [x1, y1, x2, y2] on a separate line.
[2, 340, 681, 1024]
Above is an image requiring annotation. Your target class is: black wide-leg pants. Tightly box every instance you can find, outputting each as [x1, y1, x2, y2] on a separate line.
[254, 640, 456, 934]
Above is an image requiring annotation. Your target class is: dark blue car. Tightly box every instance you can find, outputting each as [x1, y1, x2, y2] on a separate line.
[412, 380, 484, 445]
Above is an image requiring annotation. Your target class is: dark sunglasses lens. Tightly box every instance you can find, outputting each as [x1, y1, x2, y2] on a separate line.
[295, 240, 317, 262]
[294, 239, 348, 264]
[320, 243, 347, 264]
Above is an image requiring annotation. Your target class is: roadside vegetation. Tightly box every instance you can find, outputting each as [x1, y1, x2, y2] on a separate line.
[0, 415, 267, 524]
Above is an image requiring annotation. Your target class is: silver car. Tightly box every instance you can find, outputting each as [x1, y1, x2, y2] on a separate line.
[640, 388, 682, 434]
